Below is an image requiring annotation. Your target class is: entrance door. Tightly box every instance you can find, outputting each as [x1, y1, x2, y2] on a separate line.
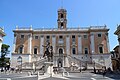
[57, 58, 63, 67]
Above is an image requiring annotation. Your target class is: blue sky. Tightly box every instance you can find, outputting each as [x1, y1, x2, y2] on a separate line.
[0, 0, 120, 54]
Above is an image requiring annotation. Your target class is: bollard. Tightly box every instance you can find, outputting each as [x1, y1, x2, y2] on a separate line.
[62, 72, 65, 77]
[37, 72, 39, 80]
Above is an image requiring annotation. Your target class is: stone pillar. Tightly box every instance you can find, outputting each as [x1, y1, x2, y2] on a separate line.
[12, 34, 17, 53]
[90, 34, 95, 54]
[40, 36, 44, 56]
[66, 35, 70, 55]
[0, 41, 2, 52]
[28, 34, 32, 54]
[52, 35, 56, 53]
[106, 33, 110, 52]
[78, 35, 82, 54]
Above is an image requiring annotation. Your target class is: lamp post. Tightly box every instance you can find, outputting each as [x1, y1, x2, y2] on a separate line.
[17, 56, 22, 72]
[79, 61, 81, 72]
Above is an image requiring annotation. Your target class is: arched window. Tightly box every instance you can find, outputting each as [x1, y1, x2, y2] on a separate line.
[84, 48, 88, 54]
[34, 47, 38, 54]
[59, 48, 63, 54]
[61, 14, 64, 18]
[98, 44, 103, 53]
[18, 45, 24, 54]
[72, 48, 76, 54]
[61, 23, 64, 28]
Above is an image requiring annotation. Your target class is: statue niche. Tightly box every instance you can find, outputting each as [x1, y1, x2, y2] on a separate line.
[42, 41, 53, 62]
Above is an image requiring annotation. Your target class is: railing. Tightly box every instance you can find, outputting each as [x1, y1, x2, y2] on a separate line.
[14, 26, 107, 31]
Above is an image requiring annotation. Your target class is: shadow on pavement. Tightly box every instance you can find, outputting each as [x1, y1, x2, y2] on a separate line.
[41, 77, 67, 80]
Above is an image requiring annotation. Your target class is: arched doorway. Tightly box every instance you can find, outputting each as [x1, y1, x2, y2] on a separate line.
[57, 58, 63, 67]
[59, 48, 63, 55]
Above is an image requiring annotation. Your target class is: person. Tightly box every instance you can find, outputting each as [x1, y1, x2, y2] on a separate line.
[94, 67, 96, 74]
[103, 70, 106, 77]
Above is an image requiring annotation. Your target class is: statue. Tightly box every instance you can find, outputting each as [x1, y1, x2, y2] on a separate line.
[42, 41, 53, 62]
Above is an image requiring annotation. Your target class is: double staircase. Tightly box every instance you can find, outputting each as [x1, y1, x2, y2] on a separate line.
[17, 55, 104, 72]
[67, 55, 104, 72]
[17, 57, 47, 71]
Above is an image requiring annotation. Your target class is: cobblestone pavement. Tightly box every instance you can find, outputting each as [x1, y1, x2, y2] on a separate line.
[0, 71, 120, 80]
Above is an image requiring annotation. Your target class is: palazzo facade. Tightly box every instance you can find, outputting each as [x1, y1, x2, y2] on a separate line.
[11, 8, 111, 69]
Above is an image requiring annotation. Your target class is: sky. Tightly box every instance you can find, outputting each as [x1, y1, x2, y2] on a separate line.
[0, 0, 120, 55]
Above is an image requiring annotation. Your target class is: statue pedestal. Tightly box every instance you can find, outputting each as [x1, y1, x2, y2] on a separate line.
[44, 62, 54, 77]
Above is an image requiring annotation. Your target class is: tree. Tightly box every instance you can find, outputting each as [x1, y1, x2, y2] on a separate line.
[0, 44, 10, 67]
[1, 44, 10, 58]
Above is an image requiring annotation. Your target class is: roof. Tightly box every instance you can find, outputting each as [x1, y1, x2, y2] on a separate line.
[13, 26, 109, 33]
[114, 25, 120, 35]
[113, 45, 119, 50]
[0, 27, 6, 37]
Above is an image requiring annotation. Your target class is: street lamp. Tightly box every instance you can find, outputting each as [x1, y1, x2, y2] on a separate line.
[79, 61, 81, 72]
[17, 56, 22, 72]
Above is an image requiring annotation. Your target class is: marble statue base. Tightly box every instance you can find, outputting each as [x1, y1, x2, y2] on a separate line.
[44, 62, 54, 77]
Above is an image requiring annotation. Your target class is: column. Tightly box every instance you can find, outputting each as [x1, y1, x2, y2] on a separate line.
[106, 33, 110, 52]
[66, 35, 70, 55]
[90, 34, 95, 54]
[28, 34, 32, 54]
[12, 34, 17, 53]
[78, 35, 82, 54]
[0, 41, 2, 52]
[52, 35, 56, 53]
[40, 36, 44, 56]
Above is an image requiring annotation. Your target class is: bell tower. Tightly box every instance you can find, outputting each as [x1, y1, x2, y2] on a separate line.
[57, 9, 67, 29]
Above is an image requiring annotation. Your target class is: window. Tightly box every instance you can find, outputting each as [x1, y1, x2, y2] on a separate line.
[85, 48, 88, 54]
[46, 36, 50, 39]
[99, 47, 103, 53]
[59, 36, 63, 44]
[61, 23, 64, 27]
[61, 14, 64, 18]
[84, 35, 87, 39]
[21, 35, 24, 38]
[72, 35, 75, 38]
[59, 36, 63, 39]
[34, 48, 37, 54]
[98, 34, 102, 37]
[72, 48, 76, 54]
[46, 36, 50, 42]
[35, 36, 39, 39]
[19, 45, 23, 54]
[59, 48, 63, 55]
[72, 35, 75, 43]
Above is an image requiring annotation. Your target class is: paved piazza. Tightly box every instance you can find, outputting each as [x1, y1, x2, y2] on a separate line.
[0, 71, 120, 80]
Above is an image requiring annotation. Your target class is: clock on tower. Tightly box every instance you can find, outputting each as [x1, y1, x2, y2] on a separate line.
[57, 8, 67, 29]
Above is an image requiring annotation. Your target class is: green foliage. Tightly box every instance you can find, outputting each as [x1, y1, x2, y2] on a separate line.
[0, 44, 10, 67]
[0, 57, 10, 67]
[1, 44, 10, 58]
